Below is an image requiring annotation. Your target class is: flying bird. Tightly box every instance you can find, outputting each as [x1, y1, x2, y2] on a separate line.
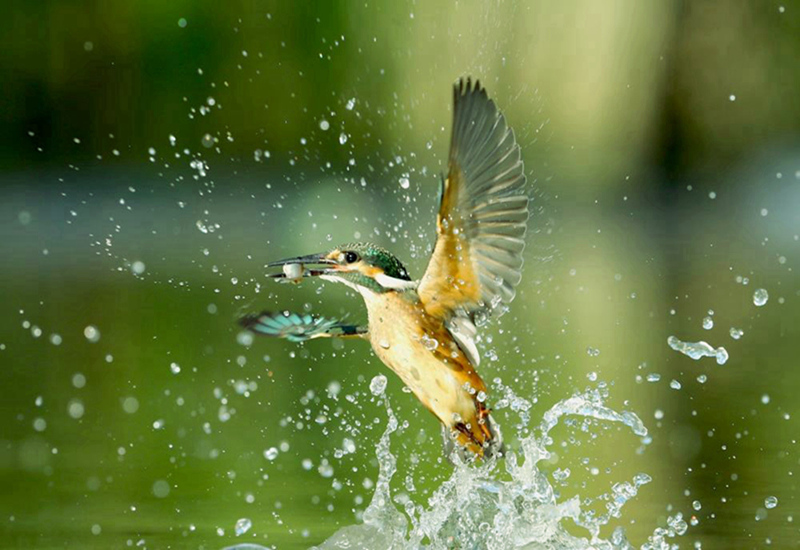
[241, 78, 528, 458]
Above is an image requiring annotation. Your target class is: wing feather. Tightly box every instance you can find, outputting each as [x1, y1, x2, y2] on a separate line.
[418, 78, 528, 320]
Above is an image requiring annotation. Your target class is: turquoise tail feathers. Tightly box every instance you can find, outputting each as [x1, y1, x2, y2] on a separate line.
[240, 311, 366, 342]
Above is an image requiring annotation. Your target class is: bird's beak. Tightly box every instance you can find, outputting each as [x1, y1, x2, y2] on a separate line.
[266, 252, 337, 280]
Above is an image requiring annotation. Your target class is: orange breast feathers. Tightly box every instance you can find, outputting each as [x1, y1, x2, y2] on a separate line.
[413, 303, 487, 396]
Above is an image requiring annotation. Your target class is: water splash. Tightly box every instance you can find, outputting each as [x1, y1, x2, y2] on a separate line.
[667, 335, 728, 365]
[306, 389, 686, 550]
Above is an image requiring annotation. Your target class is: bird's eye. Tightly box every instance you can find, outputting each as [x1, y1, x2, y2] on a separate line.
[344, 251, 359, 264]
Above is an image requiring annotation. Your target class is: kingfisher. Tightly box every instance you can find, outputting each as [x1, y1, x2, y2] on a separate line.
[241, 78, 528, 458]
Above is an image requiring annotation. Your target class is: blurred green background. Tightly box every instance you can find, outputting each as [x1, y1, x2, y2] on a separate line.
[1, 0, 800, 548]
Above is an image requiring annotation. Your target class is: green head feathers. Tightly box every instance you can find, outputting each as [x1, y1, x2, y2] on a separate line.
[336, 242, 412, 281]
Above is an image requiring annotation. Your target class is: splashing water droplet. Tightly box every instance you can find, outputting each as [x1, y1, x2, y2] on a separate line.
[315, 388, 665, 549]
[765, 496, 778, 509]
[83, 325, 101, 343]
[753, 288, 769, 307]
[264, 447, 278, 460]
[338, 132, 348, 145]
[667, 336, 728, 365]
[729, 327, 744, 340]
[234, 518, 252, 536]
[370, 375, 387, 396]
[420, 334, 438, 351]
[702, 316, 714, 330]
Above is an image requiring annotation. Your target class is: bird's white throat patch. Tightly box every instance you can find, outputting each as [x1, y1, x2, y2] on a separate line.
[374, 273, 418, 290]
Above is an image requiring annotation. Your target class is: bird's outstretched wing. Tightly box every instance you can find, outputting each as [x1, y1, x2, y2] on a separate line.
[418, 78, 528, 321]
[240, 311, 367, 342]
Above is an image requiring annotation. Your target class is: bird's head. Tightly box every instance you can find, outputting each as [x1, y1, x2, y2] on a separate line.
[267, 242, 416, 294]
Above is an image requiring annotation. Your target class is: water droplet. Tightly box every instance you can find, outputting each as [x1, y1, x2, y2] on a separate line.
[729, 327, 744, 340]
[319, 119, 330, 131]
[421, 334, 438, 351]
[327, 380, 341, 398]
[667, 514, 688, 536]
[702, 316, 714, 330]
[667, 336, 728, 365]
[670, 379, 682, 390]
[761, 394, 770, 405]
[72, 373, 86, 389]
[264, 447, 279, 460]
[68, 399, 84, 419]
[370, 374, 387, 396]
[122, 397, 139, 414]
[235, 517, 252, 536]
[765, 496, 778, 509]
[399, 176, 410, 189]
[646, 373, 661, 383]
[586, 346, 600, 357]
[152, 479, 170, 498]
[753, 288, 769, 307]
[338, 132, 348, 145]
[345, 98, 356, 110]
[378, 339, 390, 349]
[552, 468, 570, 481]
[83, 325, 101, 343]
